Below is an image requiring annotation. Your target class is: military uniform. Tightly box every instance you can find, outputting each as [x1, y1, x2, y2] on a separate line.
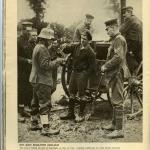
[101, 19, 129, 138]
[48, 45, 58, 94]
[120, 7, 142, 74]
[17, 30, 33, 116]
[73, 14, 94, 42]
[60, 39, 96, 120]
[29, 43, 56, 115]
[73, 23, 93, 42]
[104, 32, 127, 106]
[29, 28, 63, 135]
[64, 43, 96, 96]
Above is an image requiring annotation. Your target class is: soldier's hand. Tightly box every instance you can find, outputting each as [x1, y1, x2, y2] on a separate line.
[27, 59, 32, 64]
[61, 43, 68, 49]
[101, 65, 106, 73]
[56, 58, 66, 66]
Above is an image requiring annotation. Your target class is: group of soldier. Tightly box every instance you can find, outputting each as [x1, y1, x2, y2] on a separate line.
[18, 6, 142, 139]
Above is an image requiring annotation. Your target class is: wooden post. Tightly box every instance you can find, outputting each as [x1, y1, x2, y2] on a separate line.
[120, 0, 126, 24]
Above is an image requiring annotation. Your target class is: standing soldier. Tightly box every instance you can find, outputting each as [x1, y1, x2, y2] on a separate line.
[60, 31, 96, 122]
[17, 21, 33, 122]
[101, 19, 128, 138]
[28, 29, 38, 49]
[120, 6, 142, 74]
[48, 39, 59, 94]
[24, 29, 37, 108]
[73, 14, 94, 42]
[29, 28, 64, 136]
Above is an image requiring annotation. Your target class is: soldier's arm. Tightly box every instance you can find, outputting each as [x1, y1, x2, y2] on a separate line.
[62, 43, 76, 54]
[18, 47, 31, 64]
[120, 19, 132, 35]
[38, 46, 60, 70]
[18, 40, 27, 63]
[103, 38, 124, 71]
[18, 38, 32, 64]
[18, 56, 31, 64]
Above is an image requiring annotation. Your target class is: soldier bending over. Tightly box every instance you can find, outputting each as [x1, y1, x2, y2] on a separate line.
[60, 31, 96, 122]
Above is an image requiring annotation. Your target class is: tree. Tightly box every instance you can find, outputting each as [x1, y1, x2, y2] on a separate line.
[26, 0, 47, 34]
[50, 23, 65, 39]
[105, 0, 120, 15]
[26, 0, 46, 18]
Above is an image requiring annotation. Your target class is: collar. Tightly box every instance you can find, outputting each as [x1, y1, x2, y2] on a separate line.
[109, 32, 121, 41]
[80, 43, 90, 50]
[84, 22, 91, 29]
[124, 15, 135, 21]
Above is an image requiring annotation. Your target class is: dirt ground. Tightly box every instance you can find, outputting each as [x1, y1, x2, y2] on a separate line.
[18, 89, 143, 143]
[18, 112, 142, 143]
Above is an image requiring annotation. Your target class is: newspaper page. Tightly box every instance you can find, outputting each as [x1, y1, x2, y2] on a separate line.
[5, 0, 150, 149]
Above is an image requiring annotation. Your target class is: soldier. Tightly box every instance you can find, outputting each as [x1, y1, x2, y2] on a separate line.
[17, 22, 33, 122]
[23, 29, 37, 108]
[48, 39, 59, 94]
[73, 14, 94, 42]
[101, 19, 129, 138]
[21, 21, 33, 31]
[120, 6, 142, 74]
[28, 28, 38, 47]
[60, 31, 96, 122]
[29, 28, 64, 136]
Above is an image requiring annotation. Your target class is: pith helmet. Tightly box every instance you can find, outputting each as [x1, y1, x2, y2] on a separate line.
[38, 28, 55, 40]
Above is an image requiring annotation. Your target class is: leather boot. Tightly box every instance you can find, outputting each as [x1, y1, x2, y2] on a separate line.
[30, 115, 42, 131]
[105, 106, 124, 139]
[18, 105, 25, 123]
[19, 104, 30, 118]
[102, 108, 116, 131]
[40, 115, 60, 136]
[75, 101, 86, 123]
[60, 98, 75, 120]
[104, 130, 124, 139]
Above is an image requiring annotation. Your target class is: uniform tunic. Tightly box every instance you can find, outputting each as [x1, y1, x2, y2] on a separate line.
[17, 32, 33, 107]
[73, 23, 93, 42]
[63, 43, 96, 98]
[29, 43, 58, 115]
[103, 33, 128, 106]
[48, 45, 58, 94]
[120, 15, 142, 42]
[120, 15, 142, 73]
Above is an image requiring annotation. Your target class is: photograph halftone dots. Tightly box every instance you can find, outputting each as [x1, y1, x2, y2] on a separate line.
[17, 0, 142, 143]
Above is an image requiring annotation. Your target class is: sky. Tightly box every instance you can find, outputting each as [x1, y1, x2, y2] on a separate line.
[17, 0, 142, 40]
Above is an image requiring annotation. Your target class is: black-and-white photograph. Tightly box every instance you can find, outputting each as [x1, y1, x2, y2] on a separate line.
[17, 0, 142, 142]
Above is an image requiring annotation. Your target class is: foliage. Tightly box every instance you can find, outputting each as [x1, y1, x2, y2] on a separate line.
[26, 0, 46, 18]
[19, 0, 82, 41]
[25, 0, 47, 33]
[50, 23, 65, 39]
[105, 0, 120, 14]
